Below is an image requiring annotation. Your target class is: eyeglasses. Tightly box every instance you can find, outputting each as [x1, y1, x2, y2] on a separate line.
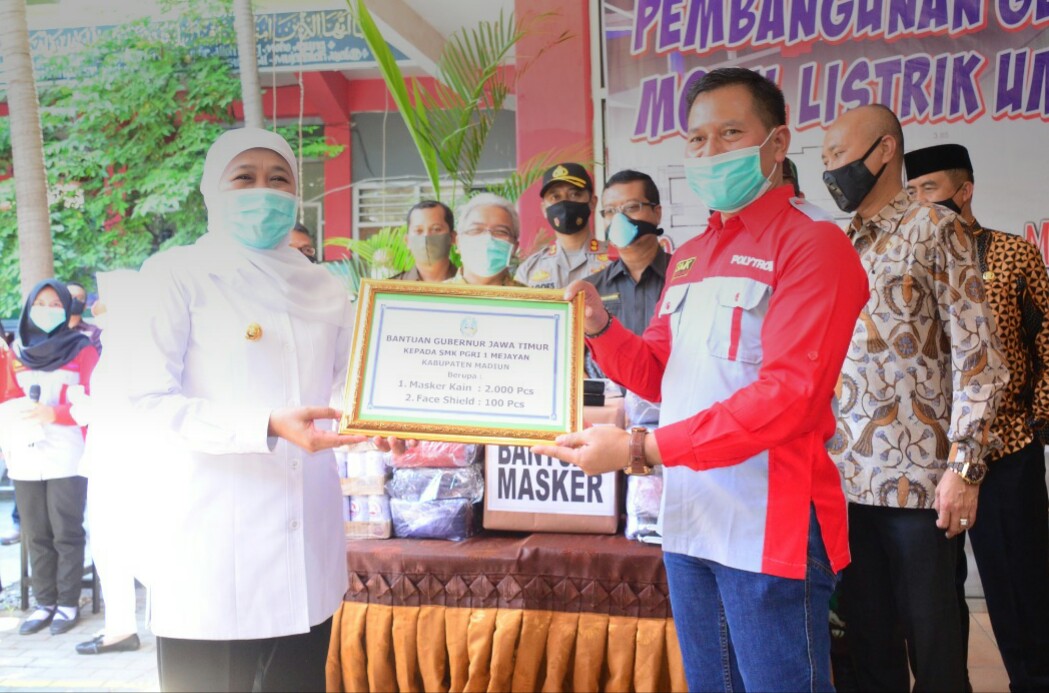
[598, 201, 657, 220]
[461, 225, 516, 242]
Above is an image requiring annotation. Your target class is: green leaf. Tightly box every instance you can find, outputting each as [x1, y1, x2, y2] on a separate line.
[348, 0, 440, 194]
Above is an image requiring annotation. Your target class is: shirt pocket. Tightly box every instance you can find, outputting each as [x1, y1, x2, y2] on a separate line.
[707, 278, 770, 364]
[658, 283, 689, 338]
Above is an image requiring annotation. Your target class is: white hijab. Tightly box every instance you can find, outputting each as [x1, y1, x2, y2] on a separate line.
[195, 127, 352, 327]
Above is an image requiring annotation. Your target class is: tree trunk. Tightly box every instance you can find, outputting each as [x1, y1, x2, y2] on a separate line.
[0, 0, 54, 294]
[233, 0, 264, 128]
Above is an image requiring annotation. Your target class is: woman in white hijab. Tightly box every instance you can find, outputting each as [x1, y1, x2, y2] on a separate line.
[127, 128, 363, 692]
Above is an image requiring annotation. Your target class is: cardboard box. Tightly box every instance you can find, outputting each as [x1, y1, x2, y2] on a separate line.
[344, 520, 392, 539]
[482, 399, 625, 534]
[483, 445, 620, 533]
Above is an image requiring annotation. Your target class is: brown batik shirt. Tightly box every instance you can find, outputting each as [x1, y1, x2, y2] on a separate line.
[971, 221, 1049, 459]
[829, 190, 1008, 509]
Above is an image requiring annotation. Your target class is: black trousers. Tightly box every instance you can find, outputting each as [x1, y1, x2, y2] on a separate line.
[842, 503, 967, 692]
[963, 442, 1049, 691]
[156, 617, 332, 693]
[13, 476, 88, 607]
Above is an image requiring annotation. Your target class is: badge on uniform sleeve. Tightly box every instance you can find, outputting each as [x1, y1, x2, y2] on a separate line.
[672, 257, 696, 280]
[245, 323, 263, 341]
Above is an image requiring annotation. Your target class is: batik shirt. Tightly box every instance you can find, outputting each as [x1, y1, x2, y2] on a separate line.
[971, 222, 1049, 459]
[830, 191, 1008, 509]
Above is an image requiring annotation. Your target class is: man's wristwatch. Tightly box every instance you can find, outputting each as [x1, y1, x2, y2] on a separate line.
[947, 459, 987, 485]
[624, 426, 653, 476]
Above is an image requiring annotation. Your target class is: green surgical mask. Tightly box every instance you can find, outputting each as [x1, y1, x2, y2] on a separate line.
[683, 129, 778, 213]
[221, 188, 298, 249]
[458, 234, 513, 277]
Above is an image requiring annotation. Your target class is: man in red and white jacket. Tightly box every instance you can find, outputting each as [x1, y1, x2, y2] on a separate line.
[535, 68, 869, 691]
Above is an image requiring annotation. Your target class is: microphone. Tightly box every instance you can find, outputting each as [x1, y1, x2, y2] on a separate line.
[28, 385, 42, 447]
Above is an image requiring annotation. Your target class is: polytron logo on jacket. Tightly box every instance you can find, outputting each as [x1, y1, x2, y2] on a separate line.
[729, 254, 774, 271]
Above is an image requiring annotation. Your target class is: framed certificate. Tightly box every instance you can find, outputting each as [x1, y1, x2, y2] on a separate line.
[340, 279, 585, 446]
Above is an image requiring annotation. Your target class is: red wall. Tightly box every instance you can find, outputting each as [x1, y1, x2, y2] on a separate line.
[514, 0, 594, 252]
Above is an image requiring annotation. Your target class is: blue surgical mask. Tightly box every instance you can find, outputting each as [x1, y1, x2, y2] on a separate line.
[29, 305, 67, 334]
[221, 188, 298, 249]
[459, 233, 513, 277]
[608, 213, 639, 248]
[683, 129, 778, 213]
[607, 212, 662, 248]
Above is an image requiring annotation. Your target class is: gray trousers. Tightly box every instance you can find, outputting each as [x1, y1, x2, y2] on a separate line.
[14, 476, 88, 607]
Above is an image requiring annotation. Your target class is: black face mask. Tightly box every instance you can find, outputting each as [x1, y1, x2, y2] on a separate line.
[823, 138, 887, 213]
[69, 298, 86, 316]
[545, 200, 592, 235]
[935, 186, 963, 215]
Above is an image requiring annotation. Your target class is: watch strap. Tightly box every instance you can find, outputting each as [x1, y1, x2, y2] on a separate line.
[626, 426, 651, 476]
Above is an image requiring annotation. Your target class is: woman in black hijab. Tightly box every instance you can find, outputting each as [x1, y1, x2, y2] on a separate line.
[4, 279, 98, 636]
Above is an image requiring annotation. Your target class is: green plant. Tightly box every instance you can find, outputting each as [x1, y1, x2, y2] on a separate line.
[349, 0, 570, 205]
[325, 254, 370, 301]
[0, 1, 342, 313]
[326, 225, 414, 280]
[341, 1, 581, 280]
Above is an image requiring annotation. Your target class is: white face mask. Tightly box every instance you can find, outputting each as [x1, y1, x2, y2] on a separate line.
[29, 305, 67, 334]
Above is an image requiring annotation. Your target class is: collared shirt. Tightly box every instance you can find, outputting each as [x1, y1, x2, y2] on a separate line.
[971, 221, 1049, 458]
[391, 263, 458, 282]
[830, 191, 1008, 509]
[584, 248, 671, 336]
[588, 186, 869, 579]
[514, 237, 611, 288]
[128, 241, 351, 640]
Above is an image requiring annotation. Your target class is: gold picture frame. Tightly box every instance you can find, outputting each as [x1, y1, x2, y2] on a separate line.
[340, 279, 585, 446]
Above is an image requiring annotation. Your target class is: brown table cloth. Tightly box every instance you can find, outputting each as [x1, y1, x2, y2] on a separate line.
[325, 532, 686, 692]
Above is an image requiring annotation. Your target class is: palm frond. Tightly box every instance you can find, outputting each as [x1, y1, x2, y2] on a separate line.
[325, 255, 368, 300]
[348, 0, 440, 194]
[339, 226, 414, 279]
[487, 144, 593, 201]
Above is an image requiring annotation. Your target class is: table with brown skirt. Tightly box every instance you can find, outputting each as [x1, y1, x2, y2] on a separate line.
[325, 531, 686, 692]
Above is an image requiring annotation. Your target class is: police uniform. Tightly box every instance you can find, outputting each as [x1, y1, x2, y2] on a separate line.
[514, 238, 611, 289]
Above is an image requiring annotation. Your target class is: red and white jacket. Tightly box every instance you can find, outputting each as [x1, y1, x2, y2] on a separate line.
[589, 186, 869, 579]
[2, 346, 98, 481]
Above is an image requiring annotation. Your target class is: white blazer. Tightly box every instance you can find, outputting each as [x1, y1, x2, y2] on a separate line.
[128, 244, 351, 640]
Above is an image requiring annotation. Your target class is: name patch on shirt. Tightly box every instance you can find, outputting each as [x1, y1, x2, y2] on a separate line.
[672, 257, 695, 280]
[730, 254, 774, 272]
[530, 270, 551, 283]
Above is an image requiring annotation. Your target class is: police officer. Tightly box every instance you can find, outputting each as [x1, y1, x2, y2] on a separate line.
[514, 162, 610, 288]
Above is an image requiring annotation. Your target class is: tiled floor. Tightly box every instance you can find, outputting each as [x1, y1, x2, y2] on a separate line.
[968, 604, 1012, 693]
[0, 586, 158, 692]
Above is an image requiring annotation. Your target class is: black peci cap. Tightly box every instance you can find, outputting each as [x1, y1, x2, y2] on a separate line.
[905, 144, 973, 180]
